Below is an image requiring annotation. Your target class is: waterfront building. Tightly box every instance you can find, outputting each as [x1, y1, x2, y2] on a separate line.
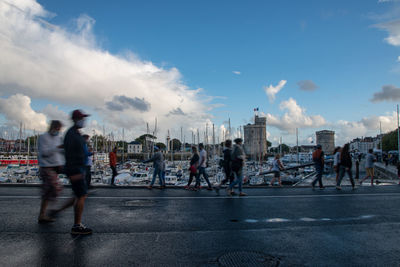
[316, 130, 335, 154]
[127, 141, 142, 154]
[244, 115, 267, 159]
[350, 137, 376, 154]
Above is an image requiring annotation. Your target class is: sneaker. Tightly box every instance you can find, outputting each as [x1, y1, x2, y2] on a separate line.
[38, 215, 55, 224]
[184, 186, 190, 190]
[147, 185, 153, 190]
[319, 186, 325, 190]
[311, 184, 315, 190]
[207, 187, 213, 191]
[336, 186, 342, 190]
[71, 224, 92, 235]
[239, 192, 247, 196]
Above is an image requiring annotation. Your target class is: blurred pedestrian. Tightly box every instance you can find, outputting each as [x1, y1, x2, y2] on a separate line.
[51, 109, 92, 234]
[215, 139, 234, 195]
[228, 138, 247, 196]
[311, 145, 325, 189]
[37, 120, 64, 223]
[336, 143, 355, 190]
[270, 154, 284, 187]
[185, 146, 199, 190]
[144, 146, 165, 189]
[333, 147, 341, 183]
[83, 134, 93, 188]
[109, 147, 118, 185]
[195, 143, 212, 190]
[360, 149, 376, 186]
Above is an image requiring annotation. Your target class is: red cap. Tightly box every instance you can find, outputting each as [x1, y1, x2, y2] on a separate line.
[71, 109, 89, 120]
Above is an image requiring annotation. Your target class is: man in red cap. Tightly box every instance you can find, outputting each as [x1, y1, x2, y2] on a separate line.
[51, 109, 92, 234]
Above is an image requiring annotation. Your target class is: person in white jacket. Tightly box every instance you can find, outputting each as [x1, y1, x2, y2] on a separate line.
[37, 120, 64, 223]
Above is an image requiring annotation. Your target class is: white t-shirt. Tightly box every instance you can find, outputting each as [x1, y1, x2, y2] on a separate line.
[199, 149, 207, 168]
[334, 152, 340, 166]
[38, 132, 65, 167]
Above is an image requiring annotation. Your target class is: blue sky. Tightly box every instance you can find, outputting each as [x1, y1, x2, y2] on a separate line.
[1, 0, 400, 145]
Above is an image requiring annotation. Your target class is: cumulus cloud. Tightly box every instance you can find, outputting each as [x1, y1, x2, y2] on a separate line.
[374, 19, 400, 46]
[105, 95, 151, 112]
[0, 94, 48, 131]
[232, 71, 241, 75]
[264, 98, 326, 133]
[0, 0, 214, 139]
[263, 80, 287, 103]
[297, 80, 319, 91]
[370, 85, 400, 102]
[167, 107, 186, 116]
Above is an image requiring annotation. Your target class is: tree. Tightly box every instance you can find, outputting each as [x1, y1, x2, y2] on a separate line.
[155, 142, 166, 150]
[382, 129, 398, 151]
[171, 138, 182, 151]
[266, 140, 272, 148]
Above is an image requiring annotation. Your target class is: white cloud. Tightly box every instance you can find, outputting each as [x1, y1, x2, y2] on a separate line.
[0, 0, 214, 140]
[263, 80, 287, 103]
[264, 98, 326, 133]
[232, 71, 241, 75]
[0, 94, 47, 131]
[375, 19, 400, 46]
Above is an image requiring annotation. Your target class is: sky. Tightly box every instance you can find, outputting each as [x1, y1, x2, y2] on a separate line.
[1, 0, 400, 146]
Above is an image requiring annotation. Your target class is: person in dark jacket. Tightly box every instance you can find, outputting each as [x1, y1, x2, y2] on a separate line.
[336, 143, 355, 190]
[185, 146, 199, 190]
[215, 140, 233, 195]
[144, 146, 165, 189]
[49, 109, 92, 235]
[311, 145, 325, 189]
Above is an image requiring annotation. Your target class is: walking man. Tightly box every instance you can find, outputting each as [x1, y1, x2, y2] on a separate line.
[311, 144, 325, 189]
[37, 120, 64, 223]
[109, 147, 118, 185]
[228, 138, 247, 196]
[144, 146, 165, 189]
[51, 110, 92, 234]
[336, 143, 355, 190]
[360, 149, 376, 186]
[195, 143, 212, 190]
[215, 140, 233, 194]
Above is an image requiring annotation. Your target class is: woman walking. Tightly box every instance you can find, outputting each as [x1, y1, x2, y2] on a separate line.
[228, 138, 247, 196]
[185, 146, 199, 190]
[215, 140, 233, 194]
[336, 143, 355, 190]
[333, 147, 341, 183]
[270, 154, 284, 187]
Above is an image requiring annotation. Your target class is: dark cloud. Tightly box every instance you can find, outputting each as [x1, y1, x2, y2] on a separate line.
[297, 80, 318, 91]
[371, 85, 400, 102]
[167, 108, 186, 116]
[106, 95, 151, 112]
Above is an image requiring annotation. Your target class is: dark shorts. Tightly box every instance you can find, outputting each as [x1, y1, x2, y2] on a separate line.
[70, 172, 88, 198]
[273, 171, 280, 178]
[40, 167, 62, 200]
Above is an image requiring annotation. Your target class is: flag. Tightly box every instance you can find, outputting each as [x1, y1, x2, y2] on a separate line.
[254, 107, 259, 111]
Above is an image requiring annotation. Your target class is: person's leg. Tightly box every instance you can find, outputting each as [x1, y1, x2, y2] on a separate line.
[86, 166, 91, 187]
[337, 166, 345, 187]
[158, 169, 163, 186]
[229, 171, 238, 192]
[39, 199, 49, 218]
[317, 170, 323, 188]
[150, 168, 157, 186]
[237, 170, 243, 192]
[371, 168, 374, 185]
[203, 169, 212, 188]
[348, 169, 355, 188]
[187, 173, 194, 186]
[74, 195, 87, 225]
[111, 166, 116, 185]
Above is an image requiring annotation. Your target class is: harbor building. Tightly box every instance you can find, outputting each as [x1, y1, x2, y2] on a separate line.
[244, 115, 267, 160]
[127, 141, 142, 154]
[316, 130, 335, 154]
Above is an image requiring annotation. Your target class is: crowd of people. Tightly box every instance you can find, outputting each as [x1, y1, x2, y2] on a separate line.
[36, 108, 390, 235]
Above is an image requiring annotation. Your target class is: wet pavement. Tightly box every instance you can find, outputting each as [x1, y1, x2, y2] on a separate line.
[1, 185, 400, 266]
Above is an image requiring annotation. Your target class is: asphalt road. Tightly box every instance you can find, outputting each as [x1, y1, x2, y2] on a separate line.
[1, 185, 400, 266]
